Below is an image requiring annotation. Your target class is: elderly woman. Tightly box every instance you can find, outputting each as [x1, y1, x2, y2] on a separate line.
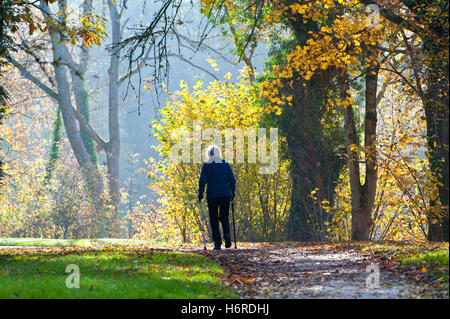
[198, 145, 236, 250]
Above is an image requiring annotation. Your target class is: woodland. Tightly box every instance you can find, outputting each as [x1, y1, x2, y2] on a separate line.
[0, 0, 448, 299]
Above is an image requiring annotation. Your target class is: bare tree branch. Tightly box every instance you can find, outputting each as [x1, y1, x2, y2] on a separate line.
[118, 45, 152, 85]
[228, 21, 255, 82]
[171, 31, 237, 65]
[71, 106, 107, 149]
[166, 52, 220, 81]
[9, 57, 108, 150]
[9, 56, 59, 100]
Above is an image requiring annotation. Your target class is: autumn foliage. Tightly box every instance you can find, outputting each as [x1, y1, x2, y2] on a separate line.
[0, 0, 448, 243]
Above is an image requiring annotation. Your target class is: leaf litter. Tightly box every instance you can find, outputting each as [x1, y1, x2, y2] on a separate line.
[189, 242, 448, 299]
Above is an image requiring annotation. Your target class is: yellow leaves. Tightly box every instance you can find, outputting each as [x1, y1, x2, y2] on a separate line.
[303, 71, 314, 80]
[348, 144, 359, 153]
[207, 58, 219, 71]
[290, 3, 309, 15]
[337, 42, 347, 51]
[397, 134, 409, 148]
[142, 70, 291, 242]
[263, 0, 387, 97]
[235, 276, 255, 284]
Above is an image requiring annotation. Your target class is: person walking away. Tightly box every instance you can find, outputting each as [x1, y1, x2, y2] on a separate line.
[198, 145, 236, 250]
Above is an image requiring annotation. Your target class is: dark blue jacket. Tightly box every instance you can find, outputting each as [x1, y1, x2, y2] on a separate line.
[198, 159, 236, 200]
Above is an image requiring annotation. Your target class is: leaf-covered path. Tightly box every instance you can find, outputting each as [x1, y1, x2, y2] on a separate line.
[191, 242, 446, 299]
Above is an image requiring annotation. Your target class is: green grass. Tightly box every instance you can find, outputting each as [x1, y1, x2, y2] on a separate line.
[0, 242, 238, 298]
[0, 238, 163, 247]
[401, 249, 448, 267]
[400, 249, 449, 291]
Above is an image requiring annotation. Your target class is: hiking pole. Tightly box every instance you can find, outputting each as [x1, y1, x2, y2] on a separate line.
[231, 200, 237, 249]
[199, 200, 207, 250]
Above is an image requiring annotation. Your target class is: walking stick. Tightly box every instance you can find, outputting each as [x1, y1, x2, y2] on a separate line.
[231, 200, 237, 249]
[199, 200, 207, 250]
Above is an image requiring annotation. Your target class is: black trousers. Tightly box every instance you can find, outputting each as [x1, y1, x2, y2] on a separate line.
[207, 197, 231, 247]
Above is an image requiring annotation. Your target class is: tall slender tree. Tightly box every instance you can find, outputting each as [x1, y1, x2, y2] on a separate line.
[360, 0, 448, 241]
[10, 0, 126, 219]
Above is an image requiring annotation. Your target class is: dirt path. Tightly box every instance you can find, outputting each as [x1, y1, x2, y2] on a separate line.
[192, 242, 438, 299]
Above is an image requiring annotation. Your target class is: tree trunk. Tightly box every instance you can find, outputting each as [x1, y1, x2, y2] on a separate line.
[339, 71, 364, 241]
[357, 56, 379, 241]
[282, 12, 345, 242]
[339, 54, 379, 241]
[106, 2, 122, 216]
[44, 105, 62, 183]
[69, 31, 98, 167]
[50, 33, 91, 169]
[40, 0, 103, 201]
[285, 76, 344, 241]
[424, 59, 449, 242]
[360, 0, 449, 242]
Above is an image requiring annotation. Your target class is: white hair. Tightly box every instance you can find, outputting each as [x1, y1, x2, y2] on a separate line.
[205, 144, 222, 163]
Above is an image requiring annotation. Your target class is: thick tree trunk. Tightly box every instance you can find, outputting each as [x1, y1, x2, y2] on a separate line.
[287, 152, 320, 241]
[424, 60, 449, 242]
[285, 76, 344, 241]
[283, 13, 345, 241]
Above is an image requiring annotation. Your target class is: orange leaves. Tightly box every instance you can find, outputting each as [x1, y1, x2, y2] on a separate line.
[234, 276, 255, 284]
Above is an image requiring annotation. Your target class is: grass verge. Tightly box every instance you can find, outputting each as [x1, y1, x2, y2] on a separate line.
[0, 238, 163, 247]
[0, 244, 238, 298]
